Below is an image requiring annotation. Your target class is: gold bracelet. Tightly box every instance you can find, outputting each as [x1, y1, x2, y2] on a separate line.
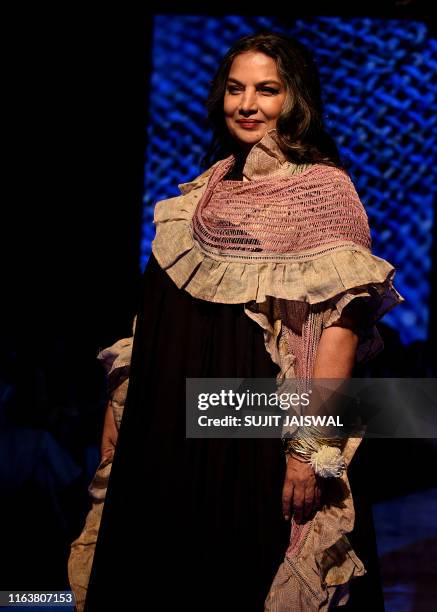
[282, 426, 345, 478]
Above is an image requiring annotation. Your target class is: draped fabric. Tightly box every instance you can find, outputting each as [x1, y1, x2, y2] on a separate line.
[69, 128, 403, 610]
[151, 128, 404, 608]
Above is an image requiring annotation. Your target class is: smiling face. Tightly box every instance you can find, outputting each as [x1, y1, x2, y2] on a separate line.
[223, 51, 288, 151]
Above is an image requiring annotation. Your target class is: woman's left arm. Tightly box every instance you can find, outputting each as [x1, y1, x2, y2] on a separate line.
[313, 325, 359, 379]
[282, 325, 359, 524]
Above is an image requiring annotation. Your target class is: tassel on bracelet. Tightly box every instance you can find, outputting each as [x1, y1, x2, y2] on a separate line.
[282, 425, 346, 478]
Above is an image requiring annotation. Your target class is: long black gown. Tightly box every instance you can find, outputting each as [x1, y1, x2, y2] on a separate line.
[84, 251, 385, 611]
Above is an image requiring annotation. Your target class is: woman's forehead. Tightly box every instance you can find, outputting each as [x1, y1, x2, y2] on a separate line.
[227, 52, 281, 82]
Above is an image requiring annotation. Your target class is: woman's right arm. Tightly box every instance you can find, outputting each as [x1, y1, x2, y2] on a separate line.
[97, 316, 136, 460]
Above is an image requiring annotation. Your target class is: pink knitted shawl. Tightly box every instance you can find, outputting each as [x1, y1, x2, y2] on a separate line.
[192, 154, 371, 258]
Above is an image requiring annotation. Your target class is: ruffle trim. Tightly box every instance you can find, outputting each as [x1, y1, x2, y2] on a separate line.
[321, 282, 404, 363]
[152, 182, 403, 309]
[265, 438, 366, 610]
[97, 316, 136, 394]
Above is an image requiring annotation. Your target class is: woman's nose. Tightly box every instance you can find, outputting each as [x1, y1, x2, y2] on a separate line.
[239, 89, 257, 114]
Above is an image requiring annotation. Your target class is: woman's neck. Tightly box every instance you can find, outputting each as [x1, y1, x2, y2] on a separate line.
[223, 150, 249, 181]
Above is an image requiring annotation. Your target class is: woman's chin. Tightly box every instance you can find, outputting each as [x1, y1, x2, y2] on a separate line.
[233, 129, 267, 149]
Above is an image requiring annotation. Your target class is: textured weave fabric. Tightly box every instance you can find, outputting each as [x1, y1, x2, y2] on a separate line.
[192, 157, 371, 255]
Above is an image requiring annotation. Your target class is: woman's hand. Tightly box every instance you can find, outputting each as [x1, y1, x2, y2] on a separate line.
[101, 400, 118, 462]
[282, 454, 322, 524]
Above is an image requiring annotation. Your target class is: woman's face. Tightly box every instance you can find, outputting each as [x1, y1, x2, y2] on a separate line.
[224, 51, 287, 151]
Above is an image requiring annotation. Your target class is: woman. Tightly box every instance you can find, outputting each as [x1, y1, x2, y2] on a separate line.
[69, 32, 403, 611]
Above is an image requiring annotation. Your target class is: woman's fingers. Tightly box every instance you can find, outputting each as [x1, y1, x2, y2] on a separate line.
[283, 456, 323, 524]
[292, 486, 305, 524]
[303, 485, 315, 521]
[282, 480, 294, 521]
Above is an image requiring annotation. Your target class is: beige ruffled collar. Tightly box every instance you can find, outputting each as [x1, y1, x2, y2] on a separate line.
[239, 128, 289, 181]
[178, 128, 302, 194]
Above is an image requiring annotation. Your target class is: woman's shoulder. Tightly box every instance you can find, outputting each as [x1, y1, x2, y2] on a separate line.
[287, 161, 348, 181]
[293, 162, 363, 205]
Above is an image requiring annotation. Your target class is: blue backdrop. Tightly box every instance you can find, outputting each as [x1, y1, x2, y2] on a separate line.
[142, 15, 437, 345]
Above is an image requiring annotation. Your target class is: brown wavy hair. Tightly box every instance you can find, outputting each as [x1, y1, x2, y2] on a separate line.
[202, 31, 343, 169]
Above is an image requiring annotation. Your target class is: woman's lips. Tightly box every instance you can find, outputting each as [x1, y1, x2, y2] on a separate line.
[236, 121, 262, 129]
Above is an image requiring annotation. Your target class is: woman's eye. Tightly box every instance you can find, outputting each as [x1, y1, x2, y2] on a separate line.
[226, 85, 279, 94]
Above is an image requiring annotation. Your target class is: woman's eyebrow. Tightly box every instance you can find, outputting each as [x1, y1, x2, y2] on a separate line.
[227, 77, 282, 87]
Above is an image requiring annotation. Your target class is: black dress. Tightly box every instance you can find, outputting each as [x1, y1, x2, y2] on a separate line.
[85, 252, 385, 612]
[85, 251, 290, 611]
